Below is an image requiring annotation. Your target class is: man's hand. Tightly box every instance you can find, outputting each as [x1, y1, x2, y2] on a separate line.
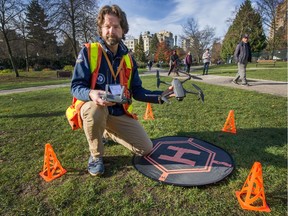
[162, 86, 175, 98]
[89, 89, 116, 106]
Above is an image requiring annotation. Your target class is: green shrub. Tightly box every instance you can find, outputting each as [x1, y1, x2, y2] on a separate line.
[33, 64, 43, 71]
[63, 65, 74, 72]
[0, 69, 13, 74]
[137, 62, 148, 68]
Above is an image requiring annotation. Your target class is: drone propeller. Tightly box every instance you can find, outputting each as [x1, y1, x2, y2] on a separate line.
[156, 70, 160, 88]
[178, 70, 202, 80]
[157, 78, 170, 88]
[157, 77, 160, 88]
[157, 70, 170, 88]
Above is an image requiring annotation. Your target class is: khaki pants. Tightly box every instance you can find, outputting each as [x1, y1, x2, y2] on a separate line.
[234, 62, 247, 84]
[80, 101, 153, 158]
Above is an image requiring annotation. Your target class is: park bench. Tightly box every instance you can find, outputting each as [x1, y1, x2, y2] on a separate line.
[57, 70, 72, 78]
[256, 59, 276, 67]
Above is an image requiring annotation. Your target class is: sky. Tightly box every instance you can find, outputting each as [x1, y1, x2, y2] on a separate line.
[98, 0, 248, 40]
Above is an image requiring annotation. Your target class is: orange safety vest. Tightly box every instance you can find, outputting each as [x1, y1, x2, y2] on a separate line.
[66, 42, 136, 130]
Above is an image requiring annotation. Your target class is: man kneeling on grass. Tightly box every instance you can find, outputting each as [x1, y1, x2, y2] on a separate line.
[70, 4, 173, 176]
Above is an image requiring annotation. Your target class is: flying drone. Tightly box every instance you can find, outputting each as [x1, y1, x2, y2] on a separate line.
[156, 70, 204, 104]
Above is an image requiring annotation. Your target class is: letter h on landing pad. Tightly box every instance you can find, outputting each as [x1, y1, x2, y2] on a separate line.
[133, 136, 234, 186]
[159, 146, 201, 166]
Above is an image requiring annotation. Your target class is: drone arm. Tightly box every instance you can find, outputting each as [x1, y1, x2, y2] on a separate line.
[162, 81, 171, 86]
[184, 83, 205, 103]
[185, 89, 199, 95]
[160, 90, 174, 104]
[180, 76, 191, 84]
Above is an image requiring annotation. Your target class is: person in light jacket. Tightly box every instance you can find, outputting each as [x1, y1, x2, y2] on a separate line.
[185, 51, 193, 73]
[202, 49, 211, 75]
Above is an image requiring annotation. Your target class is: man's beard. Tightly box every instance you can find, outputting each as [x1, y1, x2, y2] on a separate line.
[105, 35, 122, 46]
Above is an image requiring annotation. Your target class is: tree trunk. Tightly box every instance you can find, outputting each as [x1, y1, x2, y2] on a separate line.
[3, 32, 19, 77]
[25, 40, 29, 72]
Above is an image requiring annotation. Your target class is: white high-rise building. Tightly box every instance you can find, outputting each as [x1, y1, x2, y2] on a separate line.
[156, 30, 174, 48]
[123, 36, 138, 52]
[124, 30, 174, 53]
[181, 37, 194, 51]
[142, 31, 152, 53]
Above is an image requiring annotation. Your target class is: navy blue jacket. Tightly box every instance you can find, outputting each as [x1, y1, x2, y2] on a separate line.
[71, 37, 163, 116]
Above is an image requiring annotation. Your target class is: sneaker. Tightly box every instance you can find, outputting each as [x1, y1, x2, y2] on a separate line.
[231, 80, 238, 85]
[88, 156, 104, 176]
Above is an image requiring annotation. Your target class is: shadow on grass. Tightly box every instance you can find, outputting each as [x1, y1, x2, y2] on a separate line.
[64, 155, 133, 178]
[179, 127, 287, 170]
[248, 81, 287, 86]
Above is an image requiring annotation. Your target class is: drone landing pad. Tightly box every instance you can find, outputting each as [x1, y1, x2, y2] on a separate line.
[133, 136, 234, 187]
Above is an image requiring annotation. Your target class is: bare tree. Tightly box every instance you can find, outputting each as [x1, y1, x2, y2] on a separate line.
[78, 7, 98, 44]
[255, 0, 285, 55]
[44, 0, 98, 59]
[211, 39, 222, 63]
[0, 0, 24, 77]
[181, 17, 216, 63]
[14, 12, 29, 72]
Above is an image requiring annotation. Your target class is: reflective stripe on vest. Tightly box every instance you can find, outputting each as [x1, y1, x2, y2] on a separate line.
[85, 43, 102, 89]
[123, 54, 133, 88]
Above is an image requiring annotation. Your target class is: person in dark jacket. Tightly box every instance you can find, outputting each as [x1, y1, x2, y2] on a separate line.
[232, 34, 252, 86]
[168, 50, 180, 76]
[147, 60, 153, 71]
[71, 4, 173, 176]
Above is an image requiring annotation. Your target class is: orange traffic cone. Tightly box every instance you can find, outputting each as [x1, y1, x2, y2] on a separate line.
[235, 162, 271, 212]
[39, 143, 67, 182]
[143, 103, 155, 120]
[222, 110, 236, 134]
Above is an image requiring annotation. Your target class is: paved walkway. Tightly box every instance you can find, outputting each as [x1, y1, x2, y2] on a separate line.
[193, 74, 287, 97]
[0, 68, 287, 97]
[147, 68, 287, 97]
[0, 83, 70, 96]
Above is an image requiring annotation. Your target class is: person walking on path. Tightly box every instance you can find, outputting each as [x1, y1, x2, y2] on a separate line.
[202, 48, 211, 75]
[185, 51, 193, 73]
[147, 60, 153, 71]
[70, 4, 173, 176]
[168, 50, 180, 76]
[232, 34, 252, 86]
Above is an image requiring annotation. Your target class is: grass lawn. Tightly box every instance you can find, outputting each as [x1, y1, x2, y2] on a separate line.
[0, 69, 146, 91]
[0, 73, 287, 215]
[0, 70, 70, 91]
